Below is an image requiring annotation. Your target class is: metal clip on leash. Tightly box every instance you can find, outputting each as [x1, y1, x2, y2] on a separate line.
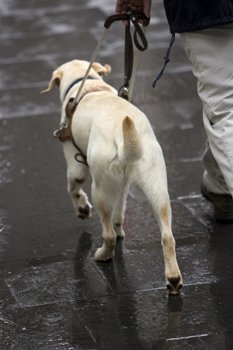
[69, 6, 150, 113]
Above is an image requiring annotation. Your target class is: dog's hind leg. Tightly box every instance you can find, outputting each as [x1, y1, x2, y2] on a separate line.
[112, 184, 129, 238]
[92, 181, 116, 261]
[63, 141, 92, 219]
[135, 157, 182, 295]
[156, 200, 183, 295]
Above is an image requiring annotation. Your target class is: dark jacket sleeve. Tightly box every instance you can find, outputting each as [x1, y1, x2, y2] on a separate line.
[163, 0, 233, 33]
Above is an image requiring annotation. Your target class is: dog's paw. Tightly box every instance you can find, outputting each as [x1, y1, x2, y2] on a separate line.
[166, 275, 183, 295]
[94, 247, 115, 261]
[78, 204, 92, 219]
[72, 191, 92, 219]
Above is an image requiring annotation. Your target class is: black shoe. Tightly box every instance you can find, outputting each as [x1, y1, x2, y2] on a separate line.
[201, 182, 233, 223]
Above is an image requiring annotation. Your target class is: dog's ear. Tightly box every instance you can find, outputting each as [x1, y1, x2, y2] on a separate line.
[41, 70, 63, 94]
[92, 62, 111, 77]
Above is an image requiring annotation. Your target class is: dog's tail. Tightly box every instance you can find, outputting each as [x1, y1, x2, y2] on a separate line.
[118, 116, 142, 163]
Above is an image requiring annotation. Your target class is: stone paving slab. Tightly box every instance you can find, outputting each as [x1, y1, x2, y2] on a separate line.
[1, 281, 233, 349]
[1, 302, 96, 350]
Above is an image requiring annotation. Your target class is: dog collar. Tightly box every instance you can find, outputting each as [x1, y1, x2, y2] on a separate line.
[64, 76, 95, 98]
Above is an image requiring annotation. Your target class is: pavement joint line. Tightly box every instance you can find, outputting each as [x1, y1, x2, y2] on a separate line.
[68, 302, 98, 344]
[166, 157, 202, 164]
[15, 300, 69, 310]
[91, 260, 115, 294]
[176, 194, 202, 200]
[166, 334, 209, 341]
[83, 326, 97, 345]
[182, 278, 233, 287]
[136, 278, 233, 293]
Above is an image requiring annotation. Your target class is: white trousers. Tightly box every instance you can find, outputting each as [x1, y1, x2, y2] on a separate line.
[180, 24, 233, 196]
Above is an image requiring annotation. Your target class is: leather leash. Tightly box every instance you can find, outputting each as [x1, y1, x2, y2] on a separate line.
[118, 6, 148, 100]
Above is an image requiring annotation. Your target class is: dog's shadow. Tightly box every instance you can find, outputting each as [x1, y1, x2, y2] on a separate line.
[73, 232, 144, 346]
[73, 231, 132, 293]
[73, 231, 184, 347]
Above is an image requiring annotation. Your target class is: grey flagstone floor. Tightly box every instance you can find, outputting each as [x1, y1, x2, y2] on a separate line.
[0, 1, 233, 349]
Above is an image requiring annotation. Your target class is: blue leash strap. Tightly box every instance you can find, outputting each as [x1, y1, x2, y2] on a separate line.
[152, 33, 175, 88]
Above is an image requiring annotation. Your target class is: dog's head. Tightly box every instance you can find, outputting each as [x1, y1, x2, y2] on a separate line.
[41, 59, 111, 101]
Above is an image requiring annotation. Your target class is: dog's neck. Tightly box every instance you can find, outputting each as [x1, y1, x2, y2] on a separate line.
[64, 76, 96, 99]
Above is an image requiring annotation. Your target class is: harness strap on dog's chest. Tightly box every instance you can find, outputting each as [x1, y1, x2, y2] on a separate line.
[57, 88, 105, 167]
[58, 98, 88, 167]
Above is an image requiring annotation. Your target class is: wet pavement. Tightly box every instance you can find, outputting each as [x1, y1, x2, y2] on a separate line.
[0, 0, 233, 349]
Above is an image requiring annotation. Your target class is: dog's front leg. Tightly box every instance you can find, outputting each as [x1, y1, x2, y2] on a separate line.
[92, 182, 116, 261]
[63, 141, 92, 219]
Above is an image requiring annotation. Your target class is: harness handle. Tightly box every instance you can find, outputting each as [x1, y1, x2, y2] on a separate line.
[104, 11, 150, 29]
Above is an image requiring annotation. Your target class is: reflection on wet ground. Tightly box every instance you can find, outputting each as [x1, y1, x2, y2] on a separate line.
[0, 0, 233, 349]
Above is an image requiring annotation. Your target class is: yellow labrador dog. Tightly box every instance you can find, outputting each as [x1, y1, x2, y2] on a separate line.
[42, 59, 182, 294]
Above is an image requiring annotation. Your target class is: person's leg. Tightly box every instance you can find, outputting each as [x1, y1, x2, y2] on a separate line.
[180, 24, 233, 196]
[202, 141, 230, 194]
[180, 24, 233, 222]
